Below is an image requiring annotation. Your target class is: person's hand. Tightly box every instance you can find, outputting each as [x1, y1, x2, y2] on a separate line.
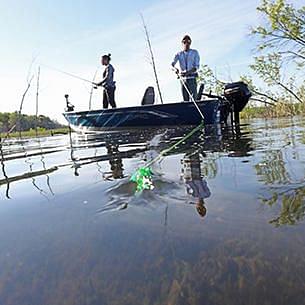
[172, 67, 179, 75]
[180, 71, 187, 77]
[92, 82, 98, 89]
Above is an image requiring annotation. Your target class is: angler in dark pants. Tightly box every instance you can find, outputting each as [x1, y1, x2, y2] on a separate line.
[96, 54, 117, 109]
[172, 35, 200, 101]
[103, 85, 116, 109]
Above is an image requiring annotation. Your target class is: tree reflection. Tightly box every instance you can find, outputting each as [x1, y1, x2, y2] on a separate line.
[255, 150, 290, 184]
[262, 185, 305, 226]
[255, 140, 305, 226]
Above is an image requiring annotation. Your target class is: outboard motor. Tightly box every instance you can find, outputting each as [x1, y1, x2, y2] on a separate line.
[224, 81, 251, 112]
[141, 86, 155, 105]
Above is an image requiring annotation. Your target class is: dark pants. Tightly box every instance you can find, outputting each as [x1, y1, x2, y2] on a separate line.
[103, 86, 116, 109]
[182, 78, 197, 101]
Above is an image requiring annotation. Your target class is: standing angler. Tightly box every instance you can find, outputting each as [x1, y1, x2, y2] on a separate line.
[96, 54, 116, 109]
[172, 35, 200, 101]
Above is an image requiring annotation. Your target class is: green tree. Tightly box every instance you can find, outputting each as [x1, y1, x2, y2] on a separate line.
[198, 64, 224, 96]
[240, 74, 278, 103]
[0, 112, 63, 133]
[252, 0, 305, 64]
[250, 0, 305, 102]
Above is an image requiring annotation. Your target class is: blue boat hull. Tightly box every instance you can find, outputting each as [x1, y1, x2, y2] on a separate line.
[63, 100, 221, 132]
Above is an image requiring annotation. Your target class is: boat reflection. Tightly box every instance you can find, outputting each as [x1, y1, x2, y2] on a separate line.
[0, 124, 253, 201]
[2, 121, 305, 226]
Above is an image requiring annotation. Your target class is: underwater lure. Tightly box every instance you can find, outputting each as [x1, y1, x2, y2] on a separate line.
[130, 166, 154, 192]
[130, 121, 204, 193]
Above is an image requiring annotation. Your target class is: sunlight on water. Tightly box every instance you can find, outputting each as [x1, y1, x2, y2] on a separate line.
[0, 117, 305, 305]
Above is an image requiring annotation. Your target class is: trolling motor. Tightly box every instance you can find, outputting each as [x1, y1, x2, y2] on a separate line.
[64, 94, 75, 112]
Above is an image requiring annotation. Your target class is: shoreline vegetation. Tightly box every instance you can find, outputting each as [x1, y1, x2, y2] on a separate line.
[2, 103, 305, 140]
[0, 112, 68, 139]
[241, 102, 305, 119]
[0, 127, 69, 139]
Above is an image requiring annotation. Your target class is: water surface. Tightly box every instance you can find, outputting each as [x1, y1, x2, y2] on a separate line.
[0, 117, 305, 305]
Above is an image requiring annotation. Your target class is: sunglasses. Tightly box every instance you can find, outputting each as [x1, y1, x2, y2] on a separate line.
[182, 40, 191, 44]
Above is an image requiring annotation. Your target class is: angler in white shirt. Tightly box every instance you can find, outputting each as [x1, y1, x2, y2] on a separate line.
[172, 35, 200, 101]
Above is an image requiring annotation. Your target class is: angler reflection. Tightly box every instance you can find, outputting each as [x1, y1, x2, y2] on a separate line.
[182, 152, 211, 218]
[103, 143, 124, 180]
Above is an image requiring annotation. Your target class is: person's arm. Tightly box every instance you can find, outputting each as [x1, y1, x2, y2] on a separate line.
[171, 53, 180, 73]
[96, 66, 109, 86]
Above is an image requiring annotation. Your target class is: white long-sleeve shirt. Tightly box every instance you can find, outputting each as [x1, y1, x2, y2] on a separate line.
[172, 49, 200, 77]
[186, 179, 211, 199]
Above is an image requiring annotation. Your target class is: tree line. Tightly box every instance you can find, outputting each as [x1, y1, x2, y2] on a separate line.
[0, 112, 63, 133]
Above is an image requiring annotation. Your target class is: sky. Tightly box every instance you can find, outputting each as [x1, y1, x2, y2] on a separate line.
[0, 0, 302, 123]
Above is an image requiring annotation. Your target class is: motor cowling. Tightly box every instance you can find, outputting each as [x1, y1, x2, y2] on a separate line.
[224, 82, 251, 112]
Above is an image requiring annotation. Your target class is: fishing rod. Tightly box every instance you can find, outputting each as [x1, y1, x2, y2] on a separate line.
[41, 64, 96, 85]
[172, 69, 205, 120]
[140, 14, 164, 104]
[89, 68, 100, 110]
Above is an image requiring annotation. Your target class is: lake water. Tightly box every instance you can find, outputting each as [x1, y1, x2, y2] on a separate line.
[0, 117, 305, 305]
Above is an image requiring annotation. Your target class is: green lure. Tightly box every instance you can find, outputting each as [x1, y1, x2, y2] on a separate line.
[129, 121, 204, 193]
[130, 166, 154, 192]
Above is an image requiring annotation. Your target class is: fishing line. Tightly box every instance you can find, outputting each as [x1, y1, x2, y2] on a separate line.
[131, 70, 207, 192]
[41, 63, 95, 85]
[173, 69, 205, 120]
[130, 121, 204, 192]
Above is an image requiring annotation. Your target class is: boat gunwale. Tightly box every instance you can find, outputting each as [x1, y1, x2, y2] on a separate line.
[63, 99, 220, 116]
[67, 124, 202, 134]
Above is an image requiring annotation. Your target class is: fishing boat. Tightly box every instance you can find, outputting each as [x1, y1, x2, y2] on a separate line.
[63, 82, 251, 133]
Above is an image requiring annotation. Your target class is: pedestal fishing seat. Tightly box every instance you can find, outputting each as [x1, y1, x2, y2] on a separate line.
[141, 86, 155, 105]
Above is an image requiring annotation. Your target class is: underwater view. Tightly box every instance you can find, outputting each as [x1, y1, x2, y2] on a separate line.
[1, 117, 305, 305]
